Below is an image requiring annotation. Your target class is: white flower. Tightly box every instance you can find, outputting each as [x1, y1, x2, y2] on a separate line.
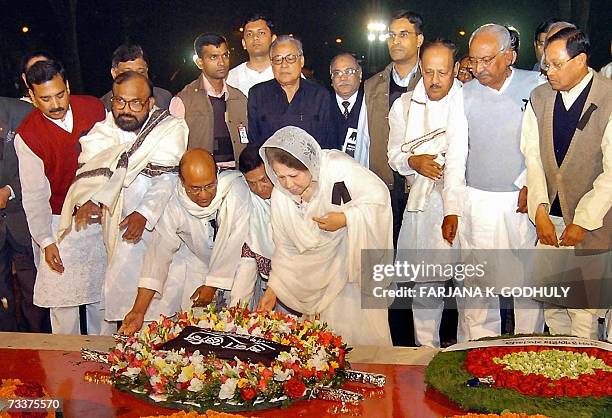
[188, 377, 204, 392]
[124, 367, 141, 378]
[219, 378, 238, 400]
[274, 369, 293, 382]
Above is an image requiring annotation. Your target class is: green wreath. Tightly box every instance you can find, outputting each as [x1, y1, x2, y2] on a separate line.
[424, 335, 612, 418]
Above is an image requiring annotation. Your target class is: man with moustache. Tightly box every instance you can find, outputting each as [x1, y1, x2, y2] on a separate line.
[58, 71, 187, 334]
[521, 28, 611, 338]
[247, 35, 336, 148]
[171, 33, 248, 168]
[229, 145, 276, 309]
[388, 39, 465, 347]
[444, 24, 542, 339]
[227, 13, 277, 97]
[118, 149, 250, 335]
[15, 60, 106, 334]
[330, 53, 370, 166]
[100, 44, 172, 111]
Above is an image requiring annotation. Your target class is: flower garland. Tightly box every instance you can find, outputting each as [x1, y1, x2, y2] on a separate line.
[142, 411, 253, 418]
[109, 306, 349, 412]
[425, 336, 612, 418]
[0, 379, 56, 418]
[464, 346, 612, 398]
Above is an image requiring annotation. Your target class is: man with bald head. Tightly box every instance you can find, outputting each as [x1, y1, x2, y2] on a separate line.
[330, 53, 370, 166]
[444, 24, 542, 339]
[59, 71, 188, 334]
[119, 149, 250, 335]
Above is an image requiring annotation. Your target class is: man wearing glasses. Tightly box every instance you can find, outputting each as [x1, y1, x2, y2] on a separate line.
[58, 71, 187, 334]
[329, 53, 370, 166]
[444, 24, 542, 339]
[247, 35, 336, 148]
[172, 33, 248, 170]
[521, 28, 611, 339]
[118, 149, 250, 336]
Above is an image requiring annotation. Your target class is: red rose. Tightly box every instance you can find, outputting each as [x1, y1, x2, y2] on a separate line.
[241, 387, 257, 401]
[15, 382, 45, 398]
[284, 377, 306, 399]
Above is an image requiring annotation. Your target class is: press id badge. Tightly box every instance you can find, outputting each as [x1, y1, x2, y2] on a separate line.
[238, 124, 249, 144]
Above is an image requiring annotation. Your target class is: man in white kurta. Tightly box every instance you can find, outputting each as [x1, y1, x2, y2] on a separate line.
[229, 146, 275, 309]
[15, 60, 107, 335]
[388, 40, 465, 348]
[119, 149, 250, 335]
[444, 24, 542, 339]
[58, 72, 187, 334]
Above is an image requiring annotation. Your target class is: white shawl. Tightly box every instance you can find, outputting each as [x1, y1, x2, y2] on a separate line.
[403, 79, 461, 212]
[57, 109, 187, 259]
[247, 193, 274, 260]
[260, 126, 392, 315]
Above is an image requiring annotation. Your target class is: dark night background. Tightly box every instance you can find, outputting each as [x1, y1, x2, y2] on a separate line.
[1, 0, 610, 97]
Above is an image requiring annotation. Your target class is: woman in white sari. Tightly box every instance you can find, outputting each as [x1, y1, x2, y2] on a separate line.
[258, 126, 392, 346]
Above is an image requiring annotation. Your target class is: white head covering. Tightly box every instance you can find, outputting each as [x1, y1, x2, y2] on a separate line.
[259, 126, 322, 201]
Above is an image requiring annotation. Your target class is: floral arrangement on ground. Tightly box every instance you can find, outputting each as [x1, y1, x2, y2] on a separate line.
[425, 335, 612, 418]
[109, 305, 349, 412]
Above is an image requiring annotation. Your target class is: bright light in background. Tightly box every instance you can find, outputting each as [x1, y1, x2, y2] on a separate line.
[458, 30, 466, 36]
[367, 21, 387, 43]
[335, 37, 342, 44]
[22, 26, 29, 33]
[239, 27, 243, 32]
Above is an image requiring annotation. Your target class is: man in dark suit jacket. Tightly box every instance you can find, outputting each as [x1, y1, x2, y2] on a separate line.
[0, 97, 50, 332]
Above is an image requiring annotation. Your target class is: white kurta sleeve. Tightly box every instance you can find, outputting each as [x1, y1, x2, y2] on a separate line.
[229, 257, 258, 307]
[14, 135, 55, 249]
[442, 94, 468, 217]
[205, 180, 251, 290]
[572, 115, 612, 230]
[520, 103, 551, 223]
[138, 203, 183, 295]
[135, 173, 177, 230]
[387, 98, 415, 176]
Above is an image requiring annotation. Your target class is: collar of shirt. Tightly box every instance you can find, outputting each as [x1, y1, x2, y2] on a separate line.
[43, 105, 73, 132]
[200, 74, 228, 99]
[244, 62, 274, 77]
[484, 67, 514, 95]
[560, 69, 593, 110]
[336, 90, 359, 113]
[392, 63, 418, 87]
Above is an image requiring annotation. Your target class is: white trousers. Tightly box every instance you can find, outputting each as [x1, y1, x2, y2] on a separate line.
[49, 301, 103, 335]
[412, 281, 467, 348]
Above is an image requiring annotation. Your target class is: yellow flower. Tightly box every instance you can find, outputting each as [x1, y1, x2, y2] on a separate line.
[237, 378, 249, 388]
[330, 361, 339, 369]
[214, 322, 226, 331]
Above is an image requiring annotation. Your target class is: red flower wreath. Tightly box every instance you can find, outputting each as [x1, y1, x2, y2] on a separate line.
[464, 346, 612, 398]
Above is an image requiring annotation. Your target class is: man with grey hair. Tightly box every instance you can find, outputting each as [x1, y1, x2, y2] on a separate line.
[330, 53, 369, 166]
[444, 23, 542, 339]
[247, 35, 336, 148]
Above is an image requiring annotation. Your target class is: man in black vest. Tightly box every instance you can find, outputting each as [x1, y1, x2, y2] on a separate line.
[330, 53, 370, 167]
[0, 97, 50, 332]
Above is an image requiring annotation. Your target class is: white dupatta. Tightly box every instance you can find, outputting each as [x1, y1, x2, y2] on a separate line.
[260, 126, 392, 315]
[403, 79, 461, 212]
[57, 109, 187, 260]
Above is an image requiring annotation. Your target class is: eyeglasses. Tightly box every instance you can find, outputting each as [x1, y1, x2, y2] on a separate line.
[184, 182, 218, 195]
[271, 54, 302, 65]
[110, 96, 150, 112]
[541, 55, 576, 73]
[205, 52, 230, 62]
[387, 31, 419, 41]
[467, 51, 503, 67]
[331, 68, 359, 78]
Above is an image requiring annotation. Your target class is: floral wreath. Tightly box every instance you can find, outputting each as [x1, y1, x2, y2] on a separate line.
[108, 306, 349, 412]
[425, 335, 612, 418]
